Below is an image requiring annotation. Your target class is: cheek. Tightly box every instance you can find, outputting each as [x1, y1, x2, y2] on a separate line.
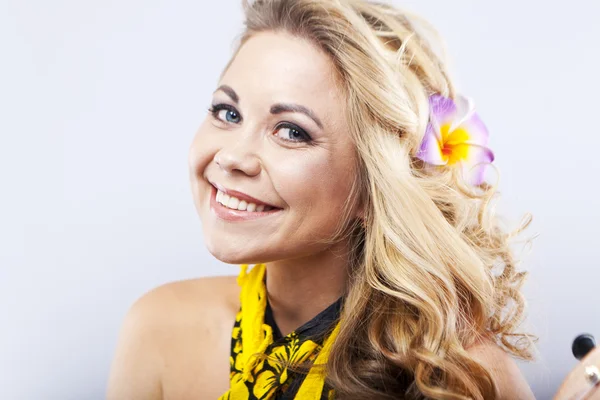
[274, 153, 355, 214]
[188, 120, 222, 227]
[188, 119, 219, 178]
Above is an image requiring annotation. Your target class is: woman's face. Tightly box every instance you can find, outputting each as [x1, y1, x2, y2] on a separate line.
[189, 31, 360, 264]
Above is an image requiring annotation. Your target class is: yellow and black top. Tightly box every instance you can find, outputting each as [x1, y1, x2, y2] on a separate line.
[218, 263, 343, 400]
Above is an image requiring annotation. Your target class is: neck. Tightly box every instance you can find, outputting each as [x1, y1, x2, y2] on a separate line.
[264, 241, 350, 337]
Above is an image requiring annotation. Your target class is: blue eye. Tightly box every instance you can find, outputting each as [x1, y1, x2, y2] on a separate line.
[208, 104, 313, 145]
[209, 104, 241, 124]
[275, 123, 312, 143]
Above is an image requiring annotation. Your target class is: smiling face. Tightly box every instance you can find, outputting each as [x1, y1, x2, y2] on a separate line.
[188, 31, 361, 264]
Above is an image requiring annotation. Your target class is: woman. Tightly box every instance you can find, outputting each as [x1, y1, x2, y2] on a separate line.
[107, 0, 538, 398]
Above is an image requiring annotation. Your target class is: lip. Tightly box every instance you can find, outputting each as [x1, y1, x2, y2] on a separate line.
[209, 181, 279, 209]
[209, 185, 282, 222]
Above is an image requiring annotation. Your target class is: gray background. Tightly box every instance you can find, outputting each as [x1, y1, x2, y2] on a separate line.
[2, 0, 599, 398]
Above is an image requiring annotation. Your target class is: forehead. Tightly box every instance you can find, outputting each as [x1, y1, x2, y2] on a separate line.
[220, 31, 346, 125]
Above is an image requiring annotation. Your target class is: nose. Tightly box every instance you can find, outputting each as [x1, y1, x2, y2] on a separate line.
[214, 136, 262, 177]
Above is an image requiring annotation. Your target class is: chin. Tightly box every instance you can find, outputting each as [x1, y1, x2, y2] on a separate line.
[204, 239, 265, 265]
[209, 252, 249, 265]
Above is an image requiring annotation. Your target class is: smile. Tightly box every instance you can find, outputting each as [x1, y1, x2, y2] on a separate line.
[216, 189, 276, 212]
[209, 185, 282, 221]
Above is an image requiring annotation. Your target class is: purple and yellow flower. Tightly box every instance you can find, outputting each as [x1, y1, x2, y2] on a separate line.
[416, 94, 494, 186]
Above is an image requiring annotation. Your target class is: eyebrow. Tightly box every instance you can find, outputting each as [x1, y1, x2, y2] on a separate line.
[214, 85, 239, 104]
[270, 103, 323, 129]
[214, 84, 324, 130]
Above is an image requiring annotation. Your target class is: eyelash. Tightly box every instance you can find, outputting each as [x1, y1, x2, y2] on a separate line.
[208, 103, 241, 124]
[207, 103, 313, 144]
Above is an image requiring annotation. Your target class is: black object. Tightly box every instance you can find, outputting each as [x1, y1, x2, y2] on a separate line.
[572, 333, 596, 360]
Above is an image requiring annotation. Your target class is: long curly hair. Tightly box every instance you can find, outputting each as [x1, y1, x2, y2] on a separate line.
[224, 0, 536, 398]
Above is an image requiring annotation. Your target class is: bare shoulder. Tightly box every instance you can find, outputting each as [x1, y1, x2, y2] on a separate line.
[135, 275, 241, 320]
[106, 275, 240, 400]
[466, 339, 535, 400]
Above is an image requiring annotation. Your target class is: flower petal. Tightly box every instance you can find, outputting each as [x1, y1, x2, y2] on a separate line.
[460, 111, 489, 146]
[458, 144, 495, 186]
[429, 93, 457, 126]
[419, 93, 494, 184]
[448, 95, 475, 132]
[416, 123, 447, 165]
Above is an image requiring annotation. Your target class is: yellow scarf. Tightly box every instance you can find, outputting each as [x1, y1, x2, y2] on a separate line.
[218, 263, 341, 400]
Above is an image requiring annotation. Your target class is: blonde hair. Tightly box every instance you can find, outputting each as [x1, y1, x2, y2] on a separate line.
[225, 0, 535, 398]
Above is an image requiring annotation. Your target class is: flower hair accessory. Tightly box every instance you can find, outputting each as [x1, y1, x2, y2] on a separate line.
[416, 93, 495, 186]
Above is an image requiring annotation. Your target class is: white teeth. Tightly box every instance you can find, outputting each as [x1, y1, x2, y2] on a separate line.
[215, 189, 273, 212]
[227, 196, 240, 209]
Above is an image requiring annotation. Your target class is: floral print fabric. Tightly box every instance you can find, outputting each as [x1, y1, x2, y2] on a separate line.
[225, 296, 343, 400]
